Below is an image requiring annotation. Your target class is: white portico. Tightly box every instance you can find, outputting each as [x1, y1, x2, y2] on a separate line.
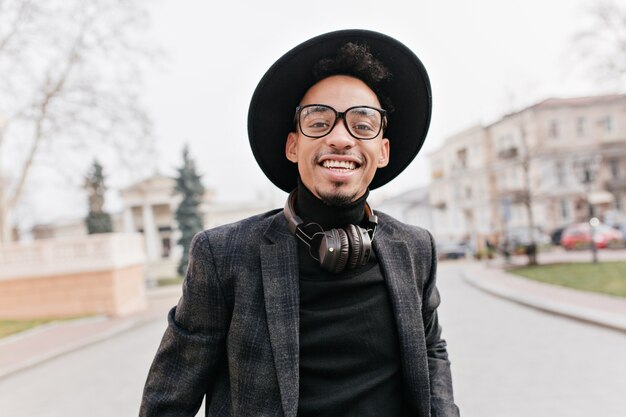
[119, 174, 182, 265]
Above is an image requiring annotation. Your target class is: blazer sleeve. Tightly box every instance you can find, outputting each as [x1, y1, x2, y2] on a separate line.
[140, 231, 229, 417]
[422, 231, 461, 417]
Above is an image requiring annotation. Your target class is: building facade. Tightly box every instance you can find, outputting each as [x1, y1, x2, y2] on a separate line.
[428, 94, 626, 249]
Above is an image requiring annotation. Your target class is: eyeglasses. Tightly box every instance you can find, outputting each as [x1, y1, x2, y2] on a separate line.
[295, 104, 387, 140]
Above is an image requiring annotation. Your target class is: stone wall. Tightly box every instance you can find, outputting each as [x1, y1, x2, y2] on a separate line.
[0, 233, 147, 319]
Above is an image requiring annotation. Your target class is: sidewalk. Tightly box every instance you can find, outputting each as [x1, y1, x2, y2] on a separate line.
[0, 285, 181, 380]
[462, 251, 626, 333]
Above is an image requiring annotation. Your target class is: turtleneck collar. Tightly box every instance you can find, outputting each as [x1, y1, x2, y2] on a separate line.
[294, 179, 369, 230]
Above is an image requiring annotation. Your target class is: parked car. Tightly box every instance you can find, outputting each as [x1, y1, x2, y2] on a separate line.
[613, 222, 626, 241]
[436, 241, 467, 260]
[560, 222, 624, 250]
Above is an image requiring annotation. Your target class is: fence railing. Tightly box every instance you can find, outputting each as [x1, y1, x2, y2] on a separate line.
[0, 233, 145, 280]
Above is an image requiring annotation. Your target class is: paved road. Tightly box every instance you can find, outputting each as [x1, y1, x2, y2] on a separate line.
[437, 261, 626, 417]
[0, 261, 625, 416]
[0, 320, 171, 417]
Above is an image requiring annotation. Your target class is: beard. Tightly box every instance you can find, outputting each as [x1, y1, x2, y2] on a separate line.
[316, 182, 358, 206]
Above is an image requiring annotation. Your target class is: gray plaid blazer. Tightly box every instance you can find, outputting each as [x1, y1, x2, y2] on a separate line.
[140, 209, 459, 417]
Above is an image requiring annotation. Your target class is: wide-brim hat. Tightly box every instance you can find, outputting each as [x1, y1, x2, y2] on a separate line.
[248, 29, 432, 192]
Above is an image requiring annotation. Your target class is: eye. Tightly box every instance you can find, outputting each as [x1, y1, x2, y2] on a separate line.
[305, 118, 332, 131]
[346, 107, 382, 137]
[352, 122, 375, 132]
[300, 106, 335, 134]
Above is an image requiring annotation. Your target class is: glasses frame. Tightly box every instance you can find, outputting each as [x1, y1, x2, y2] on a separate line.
[294, 104, 387, 140]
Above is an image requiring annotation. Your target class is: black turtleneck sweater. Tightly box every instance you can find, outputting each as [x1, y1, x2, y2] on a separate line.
[294, 184, 412, 417]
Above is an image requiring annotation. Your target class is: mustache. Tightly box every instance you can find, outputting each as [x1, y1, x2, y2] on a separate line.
[314, 150, 364, 165]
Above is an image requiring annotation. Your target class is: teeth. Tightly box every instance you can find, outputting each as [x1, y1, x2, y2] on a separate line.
[322, 160, 356, 170]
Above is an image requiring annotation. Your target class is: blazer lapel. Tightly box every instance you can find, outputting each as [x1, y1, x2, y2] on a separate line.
[374, 230, 431, 417]
[261, 214, 300, 417]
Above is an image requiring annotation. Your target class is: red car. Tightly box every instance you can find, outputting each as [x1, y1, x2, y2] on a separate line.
[560, 222, 624, 250]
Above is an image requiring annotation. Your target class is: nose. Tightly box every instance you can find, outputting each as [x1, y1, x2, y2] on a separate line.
[324, 118, 356, 149]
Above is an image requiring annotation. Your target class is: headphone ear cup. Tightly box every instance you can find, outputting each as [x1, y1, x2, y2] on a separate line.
[319, 228, 349, 273]
[345, 224, 362, 270]
[346, 224, 372, 269]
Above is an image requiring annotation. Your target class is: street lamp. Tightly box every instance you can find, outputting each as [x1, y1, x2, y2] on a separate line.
[573, 155, 602, 263]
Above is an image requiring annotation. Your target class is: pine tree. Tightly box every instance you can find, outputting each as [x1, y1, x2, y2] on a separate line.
[84, 160, 113, 234]
[175, 145, 205, 276]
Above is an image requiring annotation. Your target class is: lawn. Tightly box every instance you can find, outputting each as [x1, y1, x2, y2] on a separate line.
[0, 318, 62, 339]
[509, 261, 626, 298]
[156, 276, 184, 287]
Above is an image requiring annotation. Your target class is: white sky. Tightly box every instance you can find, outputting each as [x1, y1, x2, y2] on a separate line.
[20, 0, 616, 227]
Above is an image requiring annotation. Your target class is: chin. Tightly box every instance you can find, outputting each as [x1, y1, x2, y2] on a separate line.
[316, 184, 360, 206]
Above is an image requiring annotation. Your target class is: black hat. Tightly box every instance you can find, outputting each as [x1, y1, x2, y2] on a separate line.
[248, 29, 432, 192]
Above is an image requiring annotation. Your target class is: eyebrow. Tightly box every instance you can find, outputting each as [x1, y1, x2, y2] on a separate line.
[302, 105, 330, 115]
[349, 107, 378, 116]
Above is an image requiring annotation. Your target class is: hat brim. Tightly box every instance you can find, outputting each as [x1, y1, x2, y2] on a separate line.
[248, 29, 432, 193]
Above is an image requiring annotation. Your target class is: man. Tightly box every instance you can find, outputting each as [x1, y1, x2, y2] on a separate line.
[141, 29, 459, 417]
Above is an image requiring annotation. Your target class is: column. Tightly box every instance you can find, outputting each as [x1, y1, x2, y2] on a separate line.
[123, 206, 136, 234]
[142, 202, 159, 261]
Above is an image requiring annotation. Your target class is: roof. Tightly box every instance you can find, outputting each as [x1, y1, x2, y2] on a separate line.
[532, 94, 626, 110]
[498, 93, 626, 121]
[120, 173, 174, 194]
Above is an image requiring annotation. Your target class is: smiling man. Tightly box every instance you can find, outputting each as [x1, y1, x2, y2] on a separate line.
[141, 30, 459, 417]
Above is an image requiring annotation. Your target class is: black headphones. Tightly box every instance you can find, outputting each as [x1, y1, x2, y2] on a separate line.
[283, 190, 378, 273]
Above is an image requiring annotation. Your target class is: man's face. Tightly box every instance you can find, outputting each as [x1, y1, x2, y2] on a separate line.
[285, 75, 390, 205]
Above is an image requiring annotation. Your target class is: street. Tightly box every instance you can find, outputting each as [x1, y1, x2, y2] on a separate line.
[0, 261, 625, 416]
[437, 261, 626, 417]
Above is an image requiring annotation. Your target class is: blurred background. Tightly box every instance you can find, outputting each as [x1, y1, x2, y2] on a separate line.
[2, 0, 625, 242]
[1, 0, 625, 416]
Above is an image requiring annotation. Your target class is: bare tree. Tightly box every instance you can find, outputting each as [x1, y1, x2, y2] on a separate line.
[571, 0, 626, 87]
[0, 0, 156, 243]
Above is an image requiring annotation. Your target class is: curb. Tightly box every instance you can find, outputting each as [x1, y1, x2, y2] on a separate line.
[0, 314, 161, 380]
[462, 270, 626, 334]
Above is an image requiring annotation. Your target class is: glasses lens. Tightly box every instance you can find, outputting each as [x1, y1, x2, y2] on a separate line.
[346, 107, 383, 139]
[299, 105, 336, 137]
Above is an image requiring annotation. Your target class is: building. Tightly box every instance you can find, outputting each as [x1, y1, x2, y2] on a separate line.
[428, 93, 626, 249]
[31, 173, 274, 279]
[376, 186, 434, 232]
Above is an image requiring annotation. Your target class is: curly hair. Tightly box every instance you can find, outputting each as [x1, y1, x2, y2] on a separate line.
[312, 42, 394, 112]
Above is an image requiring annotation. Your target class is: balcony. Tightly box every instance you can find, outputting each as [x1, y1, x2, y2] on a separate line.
[600, 132, 626, 145]
[498, 147, 519, 159]
[498, 188, 529, 204]
[606, 178, 626, 191]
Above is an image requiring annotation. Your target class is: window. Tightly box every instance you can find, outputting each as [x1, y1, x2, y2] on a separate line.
[457, 148, 467, 169]
[605, 116, 613, 132]
[161, 237, 171, 258]
[555, 161, 566, 185]
[549, 120, 559, 138]
[609, 159, 620, 179]
[576, 117, 586, 137]
[560, 199, 570, 221]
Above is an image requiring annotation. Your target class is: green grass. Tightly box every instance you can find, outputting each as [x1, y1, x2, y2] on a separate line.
[0, 315, 95, 339]
[0, 318, 67, 339]
[156, 276, 184, 287]
[509, 261, 626, 298]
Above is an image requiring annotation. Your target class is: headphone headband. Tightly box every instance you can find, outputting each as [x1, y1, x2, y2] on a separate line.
[283, 190, 377, 234]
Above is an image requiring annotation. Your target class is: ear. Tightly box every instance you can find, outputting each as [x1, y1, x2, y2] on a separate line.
[285, 132, 298, 163]
[377, 138, 390, 168]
